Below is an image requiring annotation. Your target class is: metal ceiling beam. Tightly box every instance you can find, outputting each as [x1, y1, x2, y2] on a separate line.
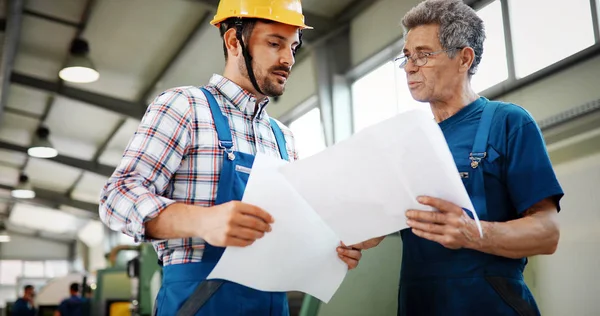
[10, 72, 144, 119]
[0, 0, 25, 126]
[0, 184, 99, 214]
[23, 9, 81, 28]
[5, 229, 74, 245]
[295, 0, 379, 63]
[0, 140, 115, 177]
[8, 0, 378, 124]
[139, 11, 213, 104]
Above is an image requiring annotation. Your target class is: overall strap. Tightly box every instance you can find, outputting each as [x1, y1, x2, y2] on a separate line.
[269, 118, 290, 161]
[470, 102, 499, 168]
[200, 87, 235, 160]
[468, 101, 499, 226]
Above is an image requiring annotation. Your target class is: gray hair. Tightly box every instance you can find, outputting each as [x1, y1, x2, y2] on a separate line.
[402, 0, 485, 75]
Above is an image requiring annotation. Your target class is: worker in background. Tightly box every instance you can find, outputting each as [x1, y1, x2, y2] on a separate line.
[98, 0, 367, 314]
[12, 285, 37, 316]
[356, 0, 563, 315]
[54, 283, 83, 316]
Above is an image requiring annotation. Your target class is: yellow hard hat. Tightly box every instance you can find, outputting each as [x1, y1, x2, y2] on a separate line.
[210, 0, 313, 29]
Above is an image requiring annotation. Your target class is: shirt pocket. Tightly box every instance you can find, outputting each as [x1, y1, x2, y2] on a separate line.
[482, 145, 502, 181]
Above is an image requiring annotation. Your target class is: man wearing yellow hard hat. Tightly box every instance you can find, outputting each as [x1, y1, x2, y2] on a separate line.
[98, 0, 365, 315]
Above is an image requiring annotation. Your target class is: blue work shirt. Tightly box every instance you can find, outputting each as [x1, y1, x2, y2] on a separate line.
[57, 295, 84, 316]
[399, 97, 564, 315]
[11, 298, 36, 316]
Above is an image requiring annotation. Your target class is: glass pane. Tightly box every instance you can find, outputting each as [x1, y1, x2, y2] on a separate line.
[0, 261, 23, 285]
[0, 286, 17, 308]
[509, 0, 595, 78]
[471, 0, 509, 92]
[23, 261, 45, 278]
[119, 233, 139, 245]
[289, 108, 327, 159]
[45, 260, 70, 278]
[351, 61, 398, 133]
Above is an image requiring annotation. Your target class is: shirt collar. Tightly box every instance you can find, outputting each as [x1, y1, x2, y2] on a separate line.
[208, 74, 270, 118]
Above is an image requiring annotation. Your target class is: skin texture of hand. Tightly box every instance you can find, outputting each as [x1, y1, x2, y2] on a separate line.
[199, 201, 274, 247]
[405, 195, 560, 259]
[351, 236, 386, 250]
[336, 242, 363, 270]
[406, 196, 480, 250]
[336, 236, 387, 270]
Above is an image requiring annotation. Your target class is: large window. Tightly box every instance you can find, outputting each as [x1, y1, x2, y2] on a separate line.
[288, 108, 327, 159]
[44, 260, 70, 278]
[351, 61, 398, 133]
[0, 260, 70, 307]
[509, 0, 596, 78]
[351, 60, 431, 134]
[351, 0, 600, 129]
[0, 261, 23, 285]
[0, 260, 69, 285]
[471, 0, 509, 92]
[23, 261, 45, 278]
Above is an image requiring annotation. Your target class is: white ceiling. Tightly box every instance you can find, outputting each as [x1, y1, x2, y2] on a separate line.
[0, 112, 39, 146]
[7, 84, 48, 116]
[301, 0, 356, 18]
[0, 0, 364, 239]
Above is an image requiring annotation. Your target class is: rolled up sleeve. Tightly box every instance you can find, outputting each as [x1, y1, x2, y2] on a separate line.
[99, 89, 193, 242]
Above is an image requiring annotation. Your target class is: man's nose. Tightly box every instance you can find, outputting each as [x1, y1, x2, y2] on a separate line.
[280, 48, 295, 68]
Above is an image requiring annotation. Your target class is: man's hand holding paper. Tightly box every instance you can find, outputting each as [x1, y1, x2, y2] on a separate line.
[208, 109, 480, 302]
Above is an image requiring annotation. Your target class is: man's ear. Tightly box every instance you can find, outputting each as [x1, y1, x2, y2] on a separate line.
[459, 47, 475, 74]
[223, 28, 240, 58]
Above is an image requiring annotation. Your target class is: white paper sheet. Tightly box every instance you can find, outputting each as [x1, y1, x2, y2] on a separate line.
[207, 153, 347, 303]
[207, 109, 480, 303]
[278, 109, 481, 246]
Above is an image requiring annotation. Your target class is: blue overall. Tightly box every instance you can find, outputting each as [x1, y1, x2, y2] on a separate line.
[398, 98, 556, 316]
[155, 88, 290, 316]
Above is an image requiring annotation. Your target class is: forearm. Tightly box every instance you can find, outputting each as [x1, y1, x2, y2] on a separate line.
[145, 203, 204, 240]
[468, 204, 559, 259]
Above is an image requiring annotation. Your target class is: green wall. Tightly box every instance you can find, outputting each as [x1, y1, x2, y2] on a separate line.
[316, 235, 403, 316]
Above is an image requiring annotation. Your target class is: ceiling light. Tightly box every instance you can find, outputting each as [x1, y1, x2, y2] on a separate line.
[11, 174, 35, 199]
[28, 126, 58, 158]
[59, 38, 99, 83]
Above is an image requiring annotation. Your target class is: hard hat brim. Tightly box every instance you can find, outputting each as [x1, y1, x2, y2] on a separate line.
[210, 16, 313, 30]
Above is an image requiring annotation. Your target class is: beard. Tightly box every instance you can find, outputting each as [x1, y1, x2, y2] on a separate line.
[239, 60, 290, 97]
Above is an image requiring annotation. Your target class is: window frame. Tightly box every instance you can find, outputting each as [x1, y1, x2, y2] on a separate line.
[346, 0, 600, 111]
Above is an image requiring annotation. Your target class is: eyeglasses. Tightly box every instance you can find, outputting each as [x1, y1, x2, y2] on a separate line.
[394, 47, 463, 68]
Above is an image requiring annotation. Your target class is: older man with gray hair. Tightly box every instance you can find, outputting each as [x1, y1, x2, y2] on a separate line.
[358, 0, 564, 315]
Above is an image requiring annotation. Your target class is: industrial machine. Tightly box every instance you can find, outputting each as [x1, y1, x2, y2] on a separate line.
[125, 243, 161, 316]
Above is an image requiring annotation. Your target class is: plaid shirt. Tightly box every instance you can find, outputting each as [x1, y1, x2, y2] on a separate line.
[99, 74, 299, 265]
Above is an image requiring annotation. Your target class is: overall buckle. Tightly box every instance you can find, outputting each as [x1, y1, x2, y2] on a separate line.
[469, 152, 486, 169]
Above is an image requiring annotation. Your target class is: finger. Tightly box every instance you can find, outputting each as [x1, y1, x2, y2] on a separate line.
[236, 202, 274, 223]
[337, 247, 362, 261]
[342, 241, 365, 250]
[406, 219, 446, 235]
[349, 243, 365, 250]
[405, 209, 446, 224]
[233, 214, 272, 232]
[224, 236, 255, 247]
[417, 196, 462, 214]
[229, 227, 265, 240]
[411, 228, 445, 245]
[338, 254, 358, 270]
